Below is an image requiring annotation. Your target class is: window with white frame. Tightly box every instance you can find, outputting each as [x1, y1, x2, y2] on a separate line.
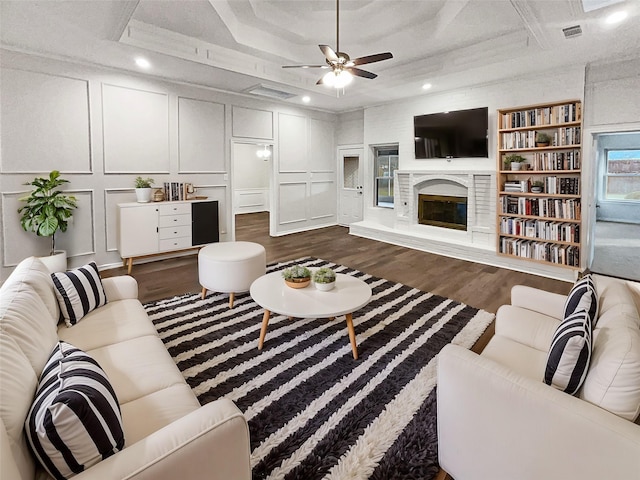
[604, 149, 640, 201]
[374, 146, 399, 208]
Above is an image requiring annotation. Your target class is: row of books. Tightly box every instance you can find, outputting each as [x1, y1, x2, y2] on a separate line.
[499, 217, 580, 243]
[501, 196, 581, 219]
[500, 238, 580, 266]
[163, 182, 187, 202]
[531, 150, 581, 171]
[501, 127, 581, 150]
[501, 103, 581, 129]
[544, 176, 580, 195]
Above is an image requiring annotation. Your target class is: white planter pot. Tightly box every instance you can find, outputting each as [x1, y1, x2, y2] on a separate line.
[510, 162, 522, 171]
[38, 250, 67, 273]
[135, 188, 153, 203]
[315, 281, 336, 291]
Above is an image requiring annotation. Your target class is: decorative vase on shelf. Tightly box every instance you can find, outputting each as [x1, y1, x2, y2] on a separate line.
[511, 162, 522, 171]
[531, 186, 543, 193]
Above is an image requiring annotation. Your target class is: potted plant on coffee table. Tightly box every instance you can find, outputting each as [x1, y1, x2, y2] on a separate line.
[505, 154, 527, 171]
[18, 170, 77, 272]
[313, 267, 336, 291]
[134, 176, 154, 203]
[282, 265, 311, 289]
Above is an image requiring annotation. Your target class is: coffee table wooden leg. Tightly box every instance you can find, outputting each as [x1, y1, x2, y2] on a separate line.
[258, 309, 271, 350]
[345, 313, 358, 360]
[229, 292, 235, 309]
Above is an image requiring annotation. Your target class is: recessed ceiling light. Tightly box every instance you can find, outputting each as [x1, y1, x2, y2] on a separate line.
[302, 96, 311, 103]
[135, 57, 151, 69]
[422, 83, 432, 90]
[605, 10, 628, 24]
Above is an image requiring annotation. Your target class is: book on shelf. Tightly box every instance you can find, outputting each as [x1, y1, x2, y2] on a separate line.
[504, 180, 529, 192]
[163, 182, 187, 202]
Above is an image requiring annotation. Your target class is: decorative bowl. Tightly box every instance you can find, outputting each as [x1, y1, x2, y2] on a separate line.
[285, 278, 310, 289]
[315, 281, 335, 291]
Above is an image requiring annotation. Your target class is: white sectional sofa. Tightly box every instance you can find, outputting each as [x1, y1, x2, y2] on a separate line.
[437, 273, 640, 479]
[0, 257, 251, 480]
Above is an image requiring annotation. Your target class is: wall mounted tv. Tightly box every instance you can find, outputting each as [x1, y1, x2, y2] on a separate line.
[414, 107, 488, 159]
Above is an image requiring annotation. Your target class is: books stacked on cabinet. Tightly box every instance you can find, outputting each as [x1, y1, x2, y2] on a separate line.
[497, 99, 583, 269]
[164, 182, 185, 201]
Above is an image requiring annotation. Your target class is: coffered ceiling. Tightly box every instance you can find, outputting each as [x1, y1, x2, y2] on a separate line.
[1, 0, 638, 112]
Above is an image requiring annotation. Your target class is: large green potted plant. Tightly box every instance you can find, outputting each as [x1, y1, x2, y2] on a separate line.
[18, 170, 77, 272]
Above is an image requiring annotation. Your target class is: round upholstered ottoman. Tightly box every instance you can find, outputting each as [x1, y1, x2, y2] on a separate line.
[198, 241, 266, 308]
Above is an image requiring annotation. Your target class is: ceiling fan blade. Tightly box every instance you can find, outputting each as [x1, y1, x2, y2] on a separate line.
[282, 65, 329, 69]
[348, 67, 377, 79]
[316, 76, 325, 85]
[319, 45, 339, 63]
[350, 52, 393, 66]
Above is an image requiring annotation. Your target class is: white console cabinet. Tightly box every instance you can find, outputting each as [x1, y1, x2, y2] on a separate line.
[117, 199, 219, 273]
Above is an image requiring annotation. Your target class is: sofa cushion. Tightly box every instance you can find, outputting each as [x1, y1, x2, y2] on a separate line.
[564, 274, 598, 325]
[52, 262, 107, 327]
[25, 341, 124, 480]
[481, 335, 548, 381]
[57, 299, 158, 351]
[544, 309, 592, 395]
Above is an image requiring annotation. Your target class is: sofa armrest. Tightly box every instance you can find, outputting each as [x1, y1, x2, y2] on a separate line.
[102, 276, 139, 301]
[437, 344, 640, 480]
[73, 399, 251, 480]
[510, 285, 566, 319]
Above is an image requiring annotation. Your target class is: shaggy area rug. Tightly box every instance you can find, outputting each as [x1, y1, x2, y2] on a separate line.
[144, 257, 494, 480]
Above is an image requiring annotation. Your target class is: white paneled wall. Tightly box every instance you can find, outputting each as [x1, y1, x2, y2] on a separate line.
[178, 97, 225, 173]
[1, 69, 92, 173]
[102, 84, 170, 173]
[0, 50, 336, 280]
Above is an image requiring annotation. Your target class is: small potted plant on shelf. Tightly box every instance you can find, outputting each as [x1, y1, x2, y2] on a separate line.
[531, 180, 544, 193]
[505, 154, 527, 171]
[18, 170, 78, 272]
[535, 132, 552, 147]
[282, 265, 312, 289]
[134, 176, 154, 203]
[313, 267, 336, 291]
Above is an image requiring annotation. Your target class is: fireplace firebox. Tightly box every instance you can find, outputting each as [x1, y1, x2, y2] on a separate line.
[418, 194, 467, 231]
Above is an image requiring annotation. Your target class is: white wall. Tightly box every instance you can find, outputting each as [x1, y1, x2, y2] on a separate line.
[337, 109, 364, 146]
[0, 49, 336, 281]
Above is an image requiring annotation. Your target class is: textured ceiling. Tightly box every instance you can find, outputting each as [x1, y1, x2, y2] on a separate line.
[1, 0, 639, 112]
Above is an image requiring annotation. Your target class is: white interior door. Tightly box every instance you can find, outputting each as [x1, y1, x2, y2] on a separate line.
[339, 148, 364, 225]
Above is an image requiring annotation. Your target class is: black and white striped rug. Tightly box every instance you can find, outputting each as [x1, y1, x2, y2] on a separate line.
[144, 258, 494, 480]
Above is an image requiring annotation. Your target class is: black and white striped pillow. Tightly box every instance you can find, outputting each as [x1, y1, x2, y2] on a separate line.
[544, 309, 592, 395]
[564, 274, 598, 324]
[25, 341, 124, 480]
[52, 262, 107, 327]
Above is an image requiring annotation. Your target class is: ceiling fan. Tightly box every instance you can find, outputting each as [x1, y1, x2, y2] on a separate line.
[282, 0, 393, 89]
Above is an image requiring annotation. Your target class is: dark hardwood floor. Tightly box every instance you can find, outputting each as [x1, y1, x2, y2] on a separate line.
[103, 212, 571, 353]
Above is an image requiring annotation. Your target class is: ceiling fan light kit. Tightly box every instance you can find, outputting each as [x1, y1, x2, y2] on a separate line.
[282, 0, 392, 92]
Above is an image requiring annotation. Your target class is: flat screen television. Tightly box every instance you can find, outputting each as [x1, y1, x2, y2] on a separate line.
[414, 107, 488, 159]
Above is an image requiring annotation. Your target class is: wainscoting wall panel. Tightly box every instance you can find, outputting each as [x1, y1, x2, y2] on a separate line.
[178, 97, 225, 173]
[278, 182, 307, 225]
[279, 113, 307, 173]
[0, 68, 91, 173]
[102, 83, 170, 173]
[232, 106, 273, 139]
[310, 180, 336, 220]
[309, 118, 335, 172]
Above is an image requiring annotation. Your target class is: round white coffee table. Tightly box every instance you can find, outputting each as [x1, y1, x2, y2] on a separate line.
[249, 271, 372, 359]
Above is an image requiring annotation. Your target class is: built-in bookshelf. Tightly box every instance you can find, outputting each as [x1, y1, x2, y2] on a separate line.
[496, 100, 582, 269]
